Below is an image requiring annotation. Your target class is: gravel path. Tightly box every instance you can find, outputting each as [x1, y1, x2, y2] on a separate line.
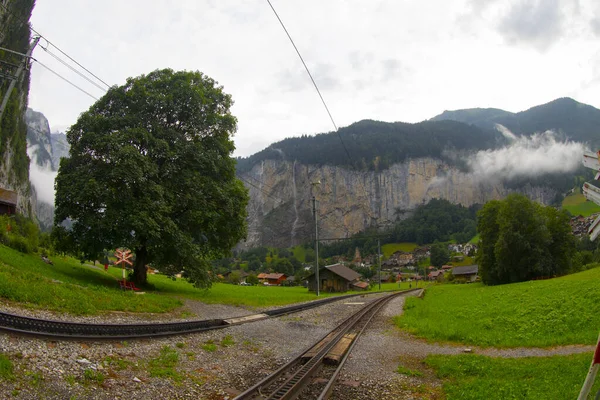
[0, 290, 595, 399]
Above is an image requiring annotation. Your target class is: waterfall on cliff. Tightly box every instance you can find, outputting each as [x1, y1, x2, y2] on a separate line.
[290, 160, 300, 246]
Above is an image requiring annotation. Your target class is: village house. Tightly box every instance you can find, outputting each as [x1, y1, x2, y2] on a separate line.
[0, 188, 17, 215]
[265, 273, 287, 286]
[306, 263, 365, 293]
[428, 270, 445, 282]
[452, 265, 479, 282]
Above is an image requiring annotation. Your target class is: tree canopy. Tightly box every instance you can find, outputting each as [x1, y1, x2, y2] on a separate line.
[55, 69, 248, 287]
[476, 194, 575, 285]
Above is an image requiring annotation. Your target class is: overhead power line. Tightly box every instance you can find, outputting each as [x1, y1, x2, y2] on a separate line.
[34, 60, 99, 101]
[0, 2, 111, 89]
[41, 47, 107, 92]
[265, 0, 377, 227]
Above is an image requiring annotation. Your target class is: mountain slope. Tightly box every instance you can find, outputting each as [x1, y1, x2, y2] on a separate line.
[237, 119, 499, 174]
[430, 97, 600, 146]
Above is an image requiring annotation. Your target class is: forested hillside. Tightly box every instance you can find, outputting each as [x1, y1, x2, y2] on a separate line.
[431, 97, 600, 147]
[0, 0, 36, 215]
[236, 119, 499, 173]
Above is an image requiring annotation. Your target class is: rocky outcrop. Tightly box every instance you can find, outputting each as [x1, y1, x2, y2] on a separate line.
[0, 0, 36, 218]
[239, 158, 558, 248]
[25, 108, 70, 230]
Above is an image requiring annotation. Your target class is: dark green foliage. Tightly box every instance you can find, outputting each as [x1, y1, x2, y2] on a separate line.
[246, 273, 259, 285]
[54, 69, 249, 287]
[390, 199, 479, 245]
[318, 199, 478, 260]
[0, 214, 39, 253]
[0, 0, 36, 190]
[236, 119, 497, 173]
[430, 242, 450, 267]
[431, 97, 600, 148]
[476, 194, 575, 285]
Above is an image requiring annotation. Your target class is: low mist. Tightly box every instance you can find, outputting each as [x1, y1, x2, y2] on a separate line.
[466, 125, 585, 181]
[27, 145, 57, 205]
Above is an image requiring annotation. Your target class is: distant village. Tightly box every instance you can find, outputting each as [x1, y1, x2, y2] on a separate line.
[217, 211, 600, 294]
[219, 241, 481, 293]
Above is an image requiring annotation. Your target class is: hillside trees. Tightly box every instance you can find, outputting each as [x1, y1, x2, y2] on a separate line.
[476, 194, 575, 285]
[430, 242, 450, 268]
[55, 69, 248, 287]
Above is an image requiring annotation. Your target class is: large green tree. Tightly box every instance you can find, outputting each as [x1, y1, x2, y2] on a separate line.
[476, 194, 575, 285]
[55, 69, 249, 287]
[430, 241, 450, 268]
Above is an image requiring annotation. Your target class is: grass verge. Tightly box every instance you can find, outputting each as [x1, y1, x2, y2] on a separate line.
[562, 193, 600, 217]
[426, 353, 600, 400]
[0, 245, 181, 315]
[396, 267, 600, 347]
[382, 242, 418, 259]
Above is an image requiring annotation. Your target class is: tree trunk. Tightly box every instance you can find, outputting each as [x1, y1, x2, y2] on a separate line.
[133, 245, 148, 285]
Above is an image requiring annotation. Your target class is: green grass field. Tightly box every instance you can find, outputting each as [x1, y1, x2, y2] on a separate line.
[396, 266, 600, 347]
[0, 244, 411, 315]
[562, 193, 600, 217]
[468, 234, 480, 244]
[382, 242, 417, 259]
[0, 246, 181, 315]
[425, 353, 600, 400]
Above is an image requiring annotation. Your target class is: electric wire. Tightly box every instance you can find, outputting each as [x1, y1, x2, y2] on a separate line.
[265, 0, 378, 233]
[33, 60, 99, 101]
[0, 2, 111, 89]
[41, 47, 107, 93]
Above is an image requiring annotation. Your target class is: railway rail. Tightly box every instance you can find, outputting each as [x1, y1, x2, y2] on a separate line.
[0, 291, 398, 340]
[234, 289, 419, 400]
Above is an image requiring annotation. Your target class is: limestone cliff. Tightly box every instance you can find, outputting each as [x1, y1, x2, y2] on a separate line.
[0, 0, 36, 217]
[25, 108, 70, 230]
[239, 158, 557, 248]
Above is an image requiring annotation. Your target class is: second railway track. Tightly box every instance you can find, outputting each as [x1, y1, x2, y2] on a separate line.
[234, 289, 420, 400]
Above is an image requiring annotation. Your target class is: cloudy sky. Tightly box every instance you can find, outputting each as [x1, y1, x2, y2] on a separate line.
[28, 0, 600, 157]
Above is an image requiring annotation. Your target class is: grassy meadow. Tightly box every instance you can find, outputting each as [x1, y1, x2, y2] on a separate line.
[396, 266, 600, 347]
[425, 353, 600, 400]
[0, 245, 181, 315]
[382, 242, 418, 258]
[562, 193, 600, 217]
[0, 244, 411, 315]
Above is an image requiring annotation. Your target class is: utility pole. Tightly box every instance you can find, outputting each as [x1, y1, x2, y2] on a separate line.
[0, 36, 40, 121]
[378, 238, 381, 290]
[311, 181, 321, 296]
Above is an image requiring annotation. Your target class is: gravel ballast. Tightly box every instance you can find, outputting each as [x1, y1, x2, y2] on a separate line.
[0, 290, 594, 399]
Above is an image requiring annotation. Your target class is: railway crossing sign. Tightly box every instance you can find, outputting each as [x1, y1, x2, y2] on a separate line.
[114, 248, 133, 279]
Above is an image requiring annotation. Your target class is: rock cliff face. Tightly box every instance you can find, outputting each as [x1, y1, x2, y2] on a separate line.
[239, 159, 557, 248]
[25, 108, 70, 230]
[0, 0, 36, 218]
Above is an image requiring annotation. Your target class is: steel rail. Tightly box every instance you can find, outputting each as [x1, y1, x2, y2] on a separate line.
[0, 292, 373, 340]
[317, 291, 395, 400]
[234, 289, 418, 400]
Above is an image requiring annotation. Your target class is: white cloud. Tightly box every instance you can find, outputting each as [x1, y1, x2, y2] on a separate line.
[26, 145, 57, 205]
[27, 0, 600, 157]
[466, 129, 585, 181]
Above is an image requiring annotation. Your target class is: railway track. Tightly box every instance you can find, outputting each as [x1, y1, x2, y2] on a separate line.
[234, 289, 418, 400]
[0, 292, 372, 340]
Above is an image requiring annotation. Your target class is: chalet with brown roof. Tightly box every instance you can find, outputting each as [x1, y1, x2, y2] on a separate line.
[265, 273, 287, 286]
[257, 273, 268, 283]
[0, 188, 17, 215]
[306, 263, 364, 293]
[428, 270, 444, 282]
